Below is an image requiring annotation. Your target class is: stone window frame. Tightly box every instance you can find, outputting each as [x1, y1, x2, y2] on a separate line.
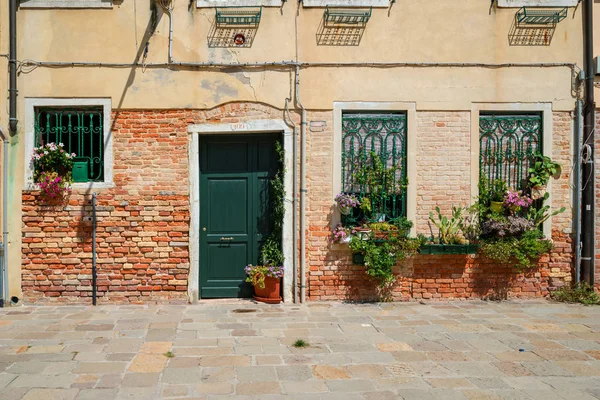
[332, 102, 417, 236]
[496, 0, 577, 7]
[19, 0, 112, 9]
[470, 102, 554, 238]
[302, 0, 389, 7]
[196, 0, 283, 7]
[24, 98, 114, 190]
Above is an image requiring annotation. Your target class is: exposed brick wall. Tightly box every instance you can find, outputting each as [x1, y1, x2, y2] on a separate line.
[416, 112, 471, 234]
[21, 104, 286, 304]
[21, 105, 575, 303]
[307, 111, 574, 301]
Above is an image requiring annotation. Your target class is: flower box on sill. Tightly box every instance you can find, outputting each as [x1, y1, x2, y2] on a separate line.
[419, 244, 479, 255]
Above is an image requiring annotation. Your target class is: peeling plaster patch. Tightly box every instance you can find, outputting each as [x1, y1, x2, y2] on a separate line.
[231, 72, 251, 86]
[200, 80, 239, 103]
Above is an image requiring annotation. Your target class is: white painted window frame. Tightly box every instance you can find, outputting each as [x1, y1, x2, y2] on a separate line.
[496, 0, 577, 7]
[19, 0, 112, 9]
[470, 102, 554, 238]
[24, 98, 114, 190]
[196, 0, 282, 8]
[187, 120, 294, 303]
[332, 102, 417, 236]
[302, 0, 389, 7]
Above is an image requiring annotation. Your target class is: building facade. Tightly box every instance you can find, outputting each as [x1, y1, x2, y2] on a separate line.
[0, 0, 592, 304]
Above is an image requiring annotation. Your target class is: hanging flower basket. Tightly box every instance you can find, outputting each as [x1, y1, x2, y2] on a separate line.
[31, 143, 75, 203]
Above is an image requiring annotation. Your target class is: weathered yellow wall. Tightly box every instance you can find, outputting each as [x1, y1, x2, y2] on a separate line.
[1, 0, 585, 300]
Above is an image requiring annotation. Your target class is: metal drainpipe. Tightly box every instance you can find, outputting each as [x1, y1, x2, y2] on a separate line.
[295, 66, 307, 303]
[9, 0, 17, 134]
[92, 193, 97, 306]
[574, 100, 583, 284]
[284, 99, 298, 304]
[581, 0, 596, 286]
[0, 128, 8, 307]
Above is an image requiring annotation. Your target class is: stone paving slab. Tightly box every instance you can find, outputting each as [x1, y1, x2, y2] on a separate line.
[0, 300, 599, 399]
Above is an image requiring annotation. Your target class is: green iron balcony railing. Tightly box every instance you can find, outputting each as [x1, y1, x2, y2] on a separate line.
[515, 7, 568, 27]
[215, 7, 262, 26]
[324, 6, 372, 25]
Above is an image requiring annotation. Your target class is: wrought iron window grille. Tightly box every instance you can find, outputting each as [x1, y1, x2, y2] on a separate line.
[479, 113, 542, 193]
[34, 108, 104, 182]
[341, 113, 407, 226]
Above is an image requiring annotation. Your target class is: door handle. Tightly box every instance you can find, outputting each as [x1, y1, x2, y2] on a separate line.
[220, 237, 234, 241]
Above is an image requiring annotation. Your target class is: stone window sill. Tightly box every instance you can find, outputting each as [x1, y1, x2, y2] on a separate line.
[20, 0, 112, 9]
[496, 0, 577, 7]
[196, 0, 282, 7]
[302, 0, 389, 6]
[24, 182, 115, 191]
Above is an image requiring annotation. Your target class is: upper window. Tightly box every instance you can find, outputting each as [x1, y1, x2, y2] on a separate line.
[20, 0, 112, 8]
[197, 0, 282, 7]
[341, 112, 407, 225]
[303, 0, 388, 6]
[479, 113, 542, 192]
[497, 0, 577, 7]
[35, 107, 105, 182]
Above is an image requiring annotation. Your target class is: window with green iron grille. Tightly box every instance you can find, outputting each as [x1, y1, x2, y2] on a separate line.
[341, 113, 407, 226]
[34, 108, 104, 182]
[479, 113, 542, 192]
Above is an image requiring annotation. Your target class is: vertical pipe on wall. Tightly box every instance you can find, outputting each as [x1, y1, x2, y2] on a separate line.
[581, 0, 596, 286]
[0, 128, 8, 307]
[575, 100, 583, 284]
[9, 0, 17, 134]
[92, 193, 97, 306]
[295, 66, 307, 303]
[284, 99, 299, 304]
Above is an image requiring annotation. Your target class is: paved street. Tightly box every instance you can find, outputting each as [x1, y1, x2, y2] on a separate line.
[0, 300, 599, 399]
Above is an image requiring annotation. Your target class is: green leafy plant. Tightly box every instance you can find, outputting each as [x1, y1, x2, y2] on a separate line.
[528, 153, 561, 187]
[164, 351, 175, 358]
[352, 151, 407, 220]
[429, 206, 463, 244]
[393, 217, 413, 237]
[490, 179, 508, 203]
[479, 230, 552, 269]
[293, 339, 309, 348]
[460, 205, 481, 243]
[244, 264, 284, 289]
[551, 283, 600, 305]
[349, 228, 420, 298]
[260, 141, 285, 266]
[526, 193, 566, 227]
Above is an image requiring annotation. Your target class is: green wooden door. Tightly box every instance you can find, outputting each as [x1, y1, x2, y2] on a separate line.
[199, 135, 278, 298]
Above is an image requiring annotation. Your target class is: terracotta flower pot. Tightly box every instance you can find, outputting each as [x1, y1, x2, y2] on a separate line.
[253, 277, 282, 304]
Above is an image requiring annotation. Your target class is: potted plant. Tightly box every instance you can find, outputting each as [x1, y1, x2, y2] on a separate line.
[31, 142, 75, 203]
[489, 179, 508, 213]
[330, 223, 354, 244]
[335, 193, 360, 215]
[421, 206, 479, 254]
[503, 189, 533, 215]
[528, 153, 561, 200]
[245, 264, 284, 304]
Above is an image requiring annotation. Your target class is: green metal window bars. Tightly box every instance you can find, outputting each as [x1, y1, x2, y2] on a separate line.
[479, 114, 542, 192]
[341, 113, 407, 226]
[515, 7, 568, 27]
[35, 108, 104, 182]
